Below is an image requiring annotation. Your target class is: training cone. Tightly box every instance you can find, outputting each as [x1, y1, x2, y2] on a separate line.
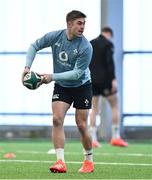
[3, 153, 16, 158]
[47, 149, 56, 154]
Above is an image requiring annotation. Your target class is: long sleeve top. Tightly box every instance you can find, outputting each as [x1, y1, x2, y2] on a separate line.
[26, 29, 93, 87]
[89, 34, 115, 84]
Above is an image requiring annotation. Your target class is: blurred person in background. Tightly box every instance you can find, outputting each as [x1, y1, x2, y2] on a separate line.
[22, 10, 94, 173]
[89, 27, 128, 148]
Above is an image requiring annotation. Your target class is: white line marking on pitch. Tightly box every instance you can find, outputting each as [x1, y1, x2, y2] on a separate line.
[0, 159, 152, 167]
[15, 150, 152, 157]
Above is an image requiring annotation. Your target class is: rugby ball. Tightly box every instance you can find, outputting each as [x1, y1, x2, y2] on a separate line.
[23, 71, 42, 90]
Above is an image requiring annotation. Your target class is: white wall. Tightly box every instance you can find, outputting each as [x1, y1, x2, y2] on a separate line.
[0, 0, 101, 125]
[123, 0, 152, 126]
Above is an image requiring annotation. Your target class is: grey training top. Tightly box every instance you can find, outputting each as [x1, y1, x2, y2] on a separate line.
[26, 29, 92, 87]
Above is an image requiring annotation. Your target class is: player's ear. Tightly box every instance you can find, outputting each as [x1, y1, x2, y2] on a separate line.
[67, 21, 72, 28]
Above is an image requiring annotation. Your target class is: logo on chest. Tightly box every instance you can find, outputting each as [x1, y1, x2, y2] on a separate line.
[59, 51, 68, 62]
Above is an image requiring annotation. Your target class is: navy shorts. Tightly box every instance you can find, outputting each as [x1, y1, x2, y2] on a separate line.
[92, 81, 117, 97]
[52, 82, 92, 109]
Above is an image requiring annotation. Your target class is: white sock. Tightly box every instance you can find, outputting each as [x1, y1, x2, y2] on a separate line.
[89, 126, 97, 141]
[55, 148, 65, 162]
[112, 124, 120, 139]
[83, 149, 93, 162]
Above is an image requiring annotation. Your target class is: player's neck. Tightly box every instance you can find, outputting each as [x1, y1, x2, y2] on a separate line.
[66, 30, 75, 41]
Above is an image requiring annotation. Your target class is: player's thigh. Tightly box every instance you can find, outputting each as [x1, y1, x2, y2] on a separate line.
[92, 96, 101, 113]
[107, 93, 118, 108]
[52, 83, 72, 118]
[52, 101, 70, 121]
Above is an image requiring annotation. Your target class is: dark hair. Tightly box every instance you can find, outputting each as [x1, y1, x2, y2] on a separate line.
[101, 26, 113, 37]
[66, 10, 86, 22]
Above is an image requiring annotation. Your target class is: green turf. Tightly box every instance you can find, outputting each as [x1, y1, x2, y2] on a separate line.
[0, 140, 152, 179]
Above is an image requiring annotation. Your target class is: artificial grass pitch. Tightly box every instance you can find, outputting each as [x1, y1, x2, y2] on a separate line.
[0, 140, 152, 179]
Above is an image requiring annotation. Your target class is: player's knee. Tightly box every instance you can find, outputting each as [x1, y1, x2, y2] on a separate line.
[52, 115, 63, 127]
[76, 122, 86, 133]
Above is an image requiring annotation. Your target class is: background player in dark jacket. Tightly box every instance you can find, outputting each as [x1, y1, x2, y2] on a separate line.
[89, 27, 128, 147]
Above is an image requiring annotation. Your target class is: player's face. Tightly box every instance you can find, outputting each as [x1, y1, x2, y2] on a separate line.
[68, 18, 86, 38]
[102, 32, 112, 41]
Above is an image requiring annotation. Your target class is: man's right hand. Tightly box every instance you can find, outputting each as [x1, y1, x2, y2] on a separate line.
[111, 79, 117, 93]
[22, 66, 30, 82]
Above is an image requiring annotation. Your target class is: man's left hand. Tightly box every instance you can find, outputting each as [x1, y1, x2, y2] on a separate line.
[40, 74, 52, 84]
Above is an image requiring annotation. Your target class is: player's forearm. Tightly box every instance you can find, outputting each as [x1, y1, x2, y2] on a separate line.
[25, 45, 37, 68]
[52, 69, 83, 81]
[108, 63, 115, 80]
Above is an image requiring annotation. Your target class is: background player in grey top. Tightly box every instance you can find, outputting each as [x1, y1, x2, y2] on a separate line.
[22, 10, 94, 173]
